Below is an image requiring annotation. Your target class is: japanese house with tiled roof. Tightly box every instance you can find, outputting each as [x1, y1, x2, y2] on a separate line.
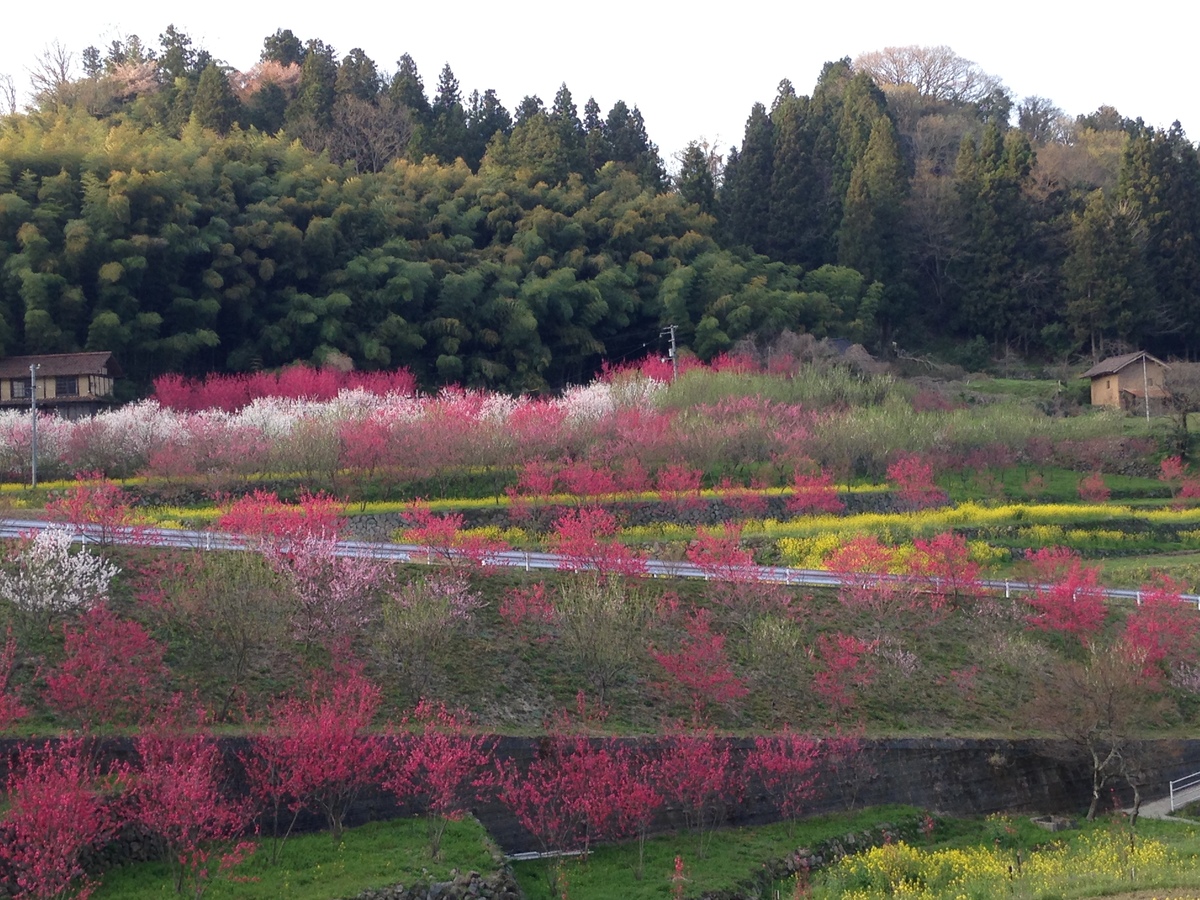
[1080, 351, 1168, 412]
[0, 352, 122, 418]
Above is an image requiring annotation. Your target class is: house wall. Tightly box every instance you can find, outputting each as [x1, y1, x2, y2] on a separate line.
[1090, 375, 1121, 407]
[0, 372, 113, 404]
[1090, 359, 1168, 408]
[1116, 360, 1167, 395]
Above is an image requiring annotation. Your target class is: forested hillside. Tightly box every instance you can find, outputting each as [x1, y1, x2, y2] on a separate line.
[1, 30, 1198, 391]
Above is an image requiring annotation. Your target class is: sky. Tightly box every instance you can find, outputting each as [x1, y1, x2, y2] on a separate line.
[2, 1, 1196, 166]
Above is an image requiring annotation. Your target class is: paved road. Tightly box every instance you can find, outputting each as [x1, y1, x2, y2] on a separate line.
[3, 516, 1200, 608]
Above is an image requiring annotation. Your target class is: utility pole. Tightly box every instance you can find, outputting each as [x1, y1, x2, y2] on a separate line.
[1142, 353, 1151, 424]
[29, 363, 39, 488]
[662, 324, 678, 381]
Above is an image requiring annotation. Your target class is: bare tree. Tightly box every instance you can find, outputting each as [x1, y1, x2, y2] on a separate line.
[28, 41, 76, 109]
[1017, 95, 1069, 145]
[1027, 643, 1169, 820]
[0, 73, 17, 115]
[1163, 361, 1200, 456]
[854, 45, 1004, 105]
[326, 94, 413, 173]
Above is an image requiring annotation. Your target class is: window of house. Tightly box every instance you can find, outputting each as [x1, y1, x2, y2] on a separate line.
[1106, 379, 1111, 389]
[10, 378, 30, 399]
[55, 376, 78, 397]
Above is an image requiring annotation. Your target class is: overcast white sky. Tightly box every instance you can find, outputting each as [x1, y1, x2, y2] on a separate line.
[3, 1, 1196, 165]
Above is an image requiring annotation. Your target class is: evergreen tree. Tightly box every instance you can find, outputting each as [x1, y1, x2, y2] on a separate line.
[550, 83, 586, 174]
[81, 46, 102, 79]
[676, 141, 717, 217]
[1064, 190, 1151, 358]
[335, 49, 380, 102]
[834, 71, 889, 207]
[244, 82, 288, 134]
[464, 89, 512, 170]
[288, 40, 338, 134]
[951, 126, 1040, 349]
[158, 25, 197, 83]
[515, 95, 545, 124]
[601, 103, 666, 190]
[428, 64, 468, 164]
[191, 64, 241, 135]
[390, 53, 430, 121]
[766, 90, 816, 264]
[838, 115, 905, 284]
[261, 29, 305, 67]
[720, 102, 773, 253]
[583, 97, 608, 174]
[1118, 123, 1200, 351]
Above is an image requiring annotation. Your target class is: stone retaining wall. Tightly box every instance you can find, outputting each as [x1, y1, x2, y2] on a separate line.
[4, 736, 1199, 896]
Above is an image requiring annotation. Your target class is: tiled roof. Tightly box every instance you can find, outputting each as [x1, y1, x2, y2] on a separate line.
[1080, 351, 1167, 379]
[0, 352, 122, 379]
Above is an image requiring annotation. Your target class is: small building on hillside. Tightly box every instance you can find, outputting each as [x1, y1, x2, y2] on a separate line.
[1080, 351, 1168, 413]
[0, 352, 122, 418]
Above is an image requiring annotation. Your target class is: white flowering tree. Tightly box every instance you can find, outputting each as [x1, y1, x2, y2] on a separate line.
[0, 526, 119, 635]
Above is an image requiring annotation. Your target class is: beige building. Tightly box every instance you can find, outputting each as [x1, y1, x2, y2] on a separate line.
[1081, 351, 1168, 412]
[0, 352, 122, 418]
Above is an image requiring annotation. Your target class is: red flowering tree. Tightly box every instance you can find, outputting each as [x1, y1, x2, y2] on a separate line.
[400, 502, 508, 572]
[556, 459, 618, 502]
[495, 735, 591, 864]
[687, 522, 756, 585]
[906, 532, 983, 610]
[0, 737, 120, 900]
[813, 633, 877, 715]
[1159, 456, 1186, 496]
[43, 606, 168, 732]
[132, 705, 255, 898]
[654, 724, 744, 856]
[1123, 577, 1198, 682]
[216, 490, 344, 546]
[887, 454, 945, 510]
[550, 507, 646, 578]
[495, 698, 659, 880]
[1023, 547, 1108, 642]
[787, 465, 845, 515]
[244, 665, 386, 844]
[497, 583, 556, 636]
[651, 608, 748, 722]
[746, 727, 823, 826]
[826, 535, 923, 630]
[608, 747, 663, 879]
[384, 701, 496, 858]
[1077, 471, 1111, 502]
[1179, 478, 1200, 507]
[656, 464, 706, 511]
[45, 472, 144, 546]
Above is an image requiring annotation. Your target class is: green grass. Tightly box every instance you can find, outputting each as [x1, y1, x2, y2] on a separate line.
[943, 466, 1170, 504]
[960, 377, 1065, 400]
[1096, 552, 1200, 589]
[511, 806, 924, 900]
[91, 816, 500, 900]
